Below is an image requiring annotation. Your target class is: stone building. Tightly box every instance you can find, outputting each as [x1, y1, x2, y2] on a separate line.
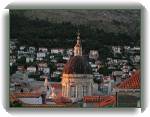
[114, 70, 140, 107]
[61, 31, 94, 100]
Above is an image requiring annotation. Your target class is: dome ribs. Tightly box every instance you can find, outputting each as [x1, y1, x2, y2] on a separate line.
[63, 56, 92, 74]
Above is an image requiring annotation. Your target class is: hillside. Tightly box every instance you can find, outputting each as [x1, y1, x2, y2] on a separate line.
[10, 9, 141, 49]
[12, 10, 140, 37]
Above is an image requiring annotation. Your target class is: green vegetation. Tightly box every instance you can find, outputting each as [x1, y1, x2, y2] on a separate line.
[10, 64, 17, 75]
[98, 66, 112, 76]
[16, 56, 26, 65]
[10, 10, 140, 51]
[10, 101, 23, 107]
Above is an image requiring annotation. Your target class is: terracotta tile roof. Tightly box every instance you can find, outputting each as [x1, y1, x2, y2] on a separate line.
[116, 70, 140, 89]
[96, 96, 116, 107]
[13, 92, 42, 98]
[83, 96, 106, 103]
[53, 96, 72, 104]
[10, 94, 23, 105]
[83, 96, 116, 107]
[83, 96, 114, 103]
[10, 94, 18, 102]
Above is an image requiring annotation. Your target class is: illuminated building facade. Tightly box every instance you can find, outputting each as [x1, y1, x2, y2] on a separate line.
[61, 31, 94, 100]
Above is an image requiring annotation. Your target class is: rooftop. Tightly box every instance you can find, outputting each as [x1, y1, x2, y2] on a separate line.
[63, 56, 92, 74]
[116, 70, 140, 89]
[13, 92, 42, 98]
[83, 96, 116, 107]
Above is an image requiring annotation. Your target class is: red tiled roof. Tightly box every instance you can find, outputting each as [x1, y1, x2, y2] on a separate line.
[96, 96, 116, 107]
[83, 96, 107, 103]
[83, 96, 114, 102]
[53, 96, 72, 104]
[83, 96, 116, 107]
[116, 70, 140, 89]
[10, 94, 18, 102]
[13, 92, 41, 98]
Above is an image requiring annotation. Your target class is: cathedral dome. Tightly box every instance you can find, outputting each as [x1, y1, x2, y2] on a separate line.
[63, 56, 92, 74]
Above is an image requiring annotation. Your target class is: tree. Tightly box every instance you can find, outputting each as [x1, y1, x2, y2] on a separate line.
[16, 56, 26, 65]
[10, 63, 17, 75]
[98, 66, 112, 76]
[48, 63, 57, 73]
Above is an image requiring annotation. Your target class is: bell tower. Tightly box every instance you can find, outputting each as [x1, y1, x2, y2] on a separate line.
[74, 30, 82, 56]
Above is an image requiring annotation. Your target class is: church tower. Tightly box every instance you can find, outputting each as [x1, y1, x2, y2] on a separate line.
[62, 30, 93, 100]
[74, 30, 82, 56]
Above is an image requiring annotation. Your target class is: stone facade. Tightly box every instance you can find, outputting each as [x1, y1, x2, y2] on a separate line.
[61, 74, 93, 100]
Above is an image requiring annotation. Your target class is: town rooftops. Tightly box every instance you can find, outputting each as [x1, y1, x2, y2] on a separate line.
[115, 70, 140, 89]
[83, 96, 116, 107]
[13, 92, 42, 98]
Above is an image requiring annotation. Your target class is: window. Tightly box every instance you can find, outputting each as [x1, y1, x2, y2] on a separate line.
[62, 86, 65, 96]
[71, 86, 76, 98]
[83, 85, 88, 96]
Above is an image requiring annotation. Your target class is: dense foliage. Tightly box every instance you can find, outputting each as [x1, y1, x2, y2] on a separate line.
[10, 11, 140, 52]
